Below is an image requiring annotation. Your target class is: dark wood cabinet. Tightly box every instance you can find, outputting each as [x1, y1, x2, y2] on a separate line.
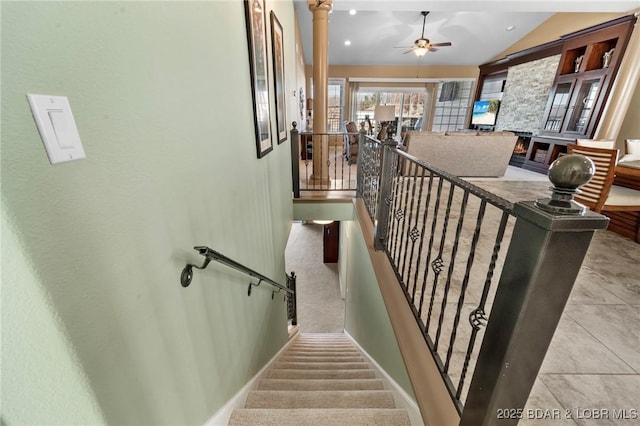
[323, 222, 339, 263]
[523, 16, 635, 173]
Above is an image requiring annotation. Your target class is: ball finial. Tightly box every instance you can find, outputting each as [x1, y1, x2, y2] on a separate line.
[534, 153, 595, 215]
[547, 154, 595, 189]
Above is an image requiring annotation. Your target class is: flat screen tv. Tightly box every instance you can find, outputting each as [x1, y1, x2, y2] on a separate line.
[471, 100, 500, 126]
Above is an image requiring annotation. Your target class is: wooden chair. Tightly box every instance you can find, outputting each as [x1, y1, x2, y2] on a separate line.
[567, 144, 640, 212]
[567, 144, 640, 241]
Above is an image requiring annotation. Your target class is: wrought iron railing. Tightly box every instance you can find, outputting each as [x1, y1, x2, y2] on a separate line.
[374, 143, 516, 410]
[290, 123, 362, 197]
[355, 139, 608, 424]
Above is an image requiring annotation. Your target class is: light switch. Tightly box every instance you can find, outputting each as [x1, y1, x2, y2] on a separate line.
[48, 110, 75, 149]
[27, 94, 86, 164]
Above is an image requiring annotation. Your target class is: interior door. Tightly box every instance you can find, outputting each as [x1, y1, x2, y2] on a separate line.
[323, 221, 340, 263]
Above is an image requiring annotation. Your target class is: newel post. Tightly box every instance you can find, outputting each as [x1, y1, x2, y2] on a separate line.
[461, 155, 609, 425]
[286, 271, 297, 326]
[290, 122, 300, 198]
[356, 122, 367, 194]
[373, 140, 399, 250]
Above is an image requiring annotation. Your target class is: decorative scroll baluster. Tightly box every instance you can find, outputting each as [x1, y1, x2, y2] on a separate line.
[456, 210, 509, 400]
[411, 171, 434, 305]
[400, 161, 420, 284]
[418, 177, 444, 318]
[405, 166, 426, 299]
[426, 183, 456, 330]
[384, 149, 401, 253]
[388, 156, 405, 260]
[444, 199, 487, 373]
[435, 191, 470, 350]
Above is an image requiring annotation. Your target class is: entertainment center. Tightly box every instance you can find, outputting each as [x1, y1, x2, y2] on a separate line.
[474, 15, 636, 173]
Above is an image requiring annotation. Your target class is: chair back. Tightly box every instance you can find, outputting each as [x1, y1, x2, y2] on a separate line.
[567, 144, 618, 212]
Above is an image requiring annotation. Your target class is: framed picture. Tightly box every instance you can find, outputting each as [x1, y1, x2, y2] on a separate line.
[270, 11, 287, 144]
[244, 0, 273, 158]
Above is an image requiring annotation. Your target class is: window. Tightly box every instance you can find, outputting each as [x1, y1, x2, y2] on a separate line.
[432, 80, 475, 131]
[327, 78, 345, 132]
[353, 89, 426, 137]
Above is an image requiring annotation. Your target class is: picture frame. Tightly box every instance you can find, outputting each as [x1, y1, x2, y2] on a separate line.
[270, 11, 287, 144]
[244, 0, 273, 158]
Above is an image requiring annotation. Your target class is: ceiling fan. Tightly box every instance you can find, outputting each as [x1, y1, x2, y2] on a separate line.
[397, 11, 452, 57]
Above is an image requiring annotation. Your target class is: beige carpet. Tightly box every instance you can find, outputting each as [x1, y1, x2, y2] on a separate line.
[228, 333, 411, 426]
[285, 224, 345, 333]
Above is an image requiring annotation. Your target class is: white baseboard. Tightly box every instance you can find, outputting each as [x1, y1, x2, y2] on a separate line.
[203, 332, 299, 426]
[344, 331, 424, 426]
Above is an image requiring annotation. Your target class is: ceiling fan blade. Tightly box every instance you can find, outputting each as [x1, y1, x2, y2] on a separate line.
[394, 46, 416, 49]
[427, 47, 438, 52]
[430, 42, 452, 47]
[403, 49, 416, 55]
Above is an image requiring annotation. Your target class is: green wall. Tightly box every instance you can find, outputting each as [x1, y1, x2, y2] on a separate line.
[341, 220, 415, 399]
[1, 1, 297, 424]
[293, 201, 355, 221]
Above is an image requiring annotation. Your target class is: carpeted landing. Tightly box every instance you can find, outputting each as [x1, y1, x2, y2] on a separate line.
[228, 333, 411, 425]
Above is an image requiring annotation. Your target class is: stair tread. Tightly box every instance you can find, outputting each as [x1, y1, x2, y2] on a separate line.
[289, 346, 357, 350]
[245, 390, 396, 409]
[274, 361, 370, 370]
[229, 408, 411, 426]
[230, 334, 413, 424]
[267, 369, 376, 379]
[258, 379, 385, 391]
[279, 356, 364, 363]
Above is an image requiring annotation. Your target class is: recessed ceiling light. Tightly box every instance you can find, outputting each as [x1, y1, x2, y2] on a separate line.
[344, 40, 351, 46]
[349, 9, 357, 15]
[506, 25, 515, 31]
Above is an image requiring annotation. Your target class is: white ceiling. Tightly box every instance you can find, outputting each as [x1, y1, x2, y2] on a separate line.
[293, 0, 640, 66]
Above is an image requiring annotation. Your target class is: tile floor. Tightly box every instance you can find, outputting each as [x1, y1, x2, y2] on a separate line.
[286, 167, 639, 425]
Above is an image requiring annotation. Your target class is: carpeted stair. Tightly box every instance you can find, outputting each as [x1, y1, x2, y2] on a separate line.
[228, 333, 412, 425]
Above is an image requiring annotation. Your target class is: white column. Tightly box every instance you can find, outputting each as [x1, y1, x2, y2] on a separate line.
[308, 0, 332, 184]
[595, 12, 640, 148]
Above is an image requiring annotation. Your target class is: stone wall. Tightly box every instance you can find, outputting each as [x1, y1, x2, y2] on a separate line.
[496, 55, 560, 134]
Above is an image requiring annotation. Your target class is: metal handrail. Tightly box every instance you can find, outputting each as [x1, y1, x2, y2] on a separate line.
[180, 246, 294, 296]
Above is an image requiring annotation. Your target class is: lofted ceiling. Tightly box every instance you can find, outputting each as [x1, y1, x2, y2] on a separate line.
[293, 0, 640, 67]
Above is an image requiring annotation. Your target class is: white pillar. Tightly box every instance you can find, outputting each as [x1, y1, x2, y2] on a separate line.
[595, 12, 640, 149]
[308, 0, 332, 184]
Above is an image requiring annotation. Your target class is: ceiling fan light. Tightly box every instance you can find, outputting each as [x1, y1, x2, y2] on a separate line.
[414, 47, 428, 57]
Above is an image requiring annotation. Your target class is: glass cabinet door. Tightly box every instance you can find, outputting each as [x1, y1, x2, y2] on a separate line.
[565, 78, 602, 134]
[543, 83, 572, 132]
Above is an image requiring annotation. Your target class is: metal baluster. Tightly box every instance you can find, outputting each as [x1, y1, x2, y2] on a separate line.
[392, 157, 409, 263]
[411, 169, 434, 305]
[418, 176, 444, 319]
[400, 161, 421, 287]
[444, 199, 486, 375]
[386, 149, 400, 253]
[435, 190, 469, 351]
[406, 165, 427, 301]
[426, 182, 455, 331]
[456, 210, 509, 401]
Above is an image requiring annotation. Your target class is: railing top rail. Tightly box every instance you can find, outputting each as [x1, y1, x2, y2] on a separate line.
[390, 145, 515, 214]
[295, 131, 361, 137]
[180, 246, 293, 294]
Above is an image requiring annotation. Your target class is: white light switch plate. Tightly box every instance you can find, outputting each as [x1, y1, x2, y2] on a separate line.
[27, 94, 86, 164]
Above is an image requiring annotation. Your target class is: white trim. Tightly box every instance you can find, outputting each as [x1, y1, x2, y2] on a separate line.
[203, 333, 299, 426]
[348, 77, 474, 83]
[344, 331, 424, 426]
